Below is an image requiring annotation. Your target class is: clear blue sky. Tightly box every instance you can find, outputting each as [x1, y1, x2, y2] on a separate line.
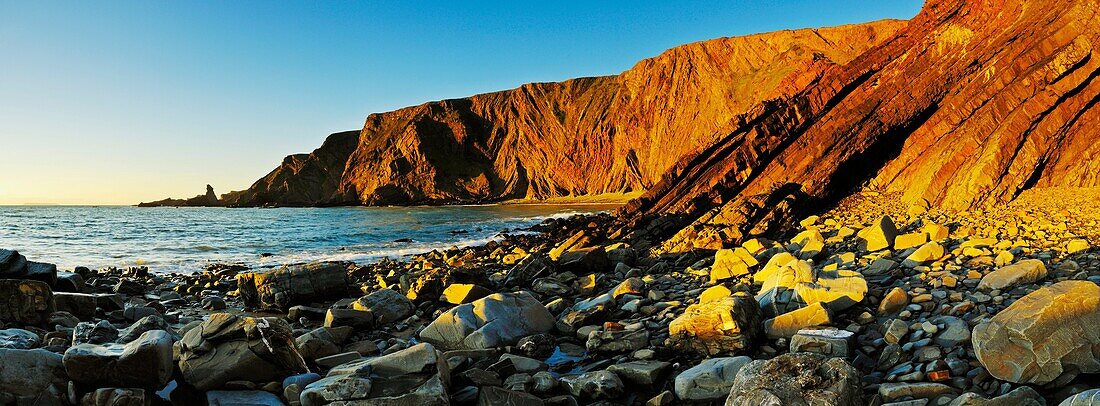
[0, 0, 922, 205]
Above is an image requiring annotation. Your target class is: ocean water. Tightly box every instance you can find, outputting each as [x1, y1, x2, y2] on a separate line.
[0, 204, 617, 273]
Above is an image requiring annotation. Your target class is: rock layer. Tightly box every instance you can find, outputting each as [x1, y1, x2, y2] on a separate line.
[216, 22, 904, 206]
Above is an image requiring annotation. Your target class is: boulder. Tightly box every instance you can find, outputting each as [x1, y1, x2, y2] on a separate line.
[236, 261, 350, 310]
[557, 246, 609, 274]
[0, 249, 57, 286]
[878, 287, 909, 315]
[73, 320, 119, 345]
[764, 302, 832, 339]
[902, 241, 945, 267]
[323, 308, 374, 329]
[81, 388, 148, 406]
[977, 259, 1047, 291]
[350, 288, 415, 325]
[674, 356, 752, 401]
[856, 216, 898, 252]
[1060, 389, 1100, 406]
[419, 292, 554, 350]
[52, 292, 99, 320]
[668, 293, 762, 355]
[560, 370, 624, 399]
[0, 349, 68, 401]
[755, 260, 866, 317]
[441, 283, 491, 304]
[0, 328, 40, 349]
[947, 387, 1044, 406]
[725, 353, 861, 406]
[0, 279, 54, 325]
[790, 329, 854, 359]
[302, 342, 448, 406]
[710, 248, 754, 282]
[207, 390, 285, 406]
[117, 315, 178, 343]
[175, 313, 307, 391]
[607, 360, 671, 386]
[63, 330, 174, 389]
[478, 386, 545, 405]
[973, 280, 1100, 384]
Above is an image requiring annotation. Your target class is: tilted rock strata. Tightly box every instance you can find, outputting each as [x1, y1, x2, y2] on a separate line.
[220, 22, 904, 206]
[623, 0, 1100, 253]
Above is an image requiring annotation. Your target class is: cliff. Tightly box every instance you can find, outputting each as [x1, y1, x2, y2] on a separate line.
[621, 0, 1100, 252]
[219, 21, 905, 207]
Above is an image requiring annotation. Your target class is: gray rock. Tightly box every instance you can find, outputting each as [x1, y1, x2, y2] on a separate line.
[560, 370, 624, 399]
[323, 308, 373, 329]
[878, 382, 956, 402]
[1061, 389, 1100, 406]
[790, 328, 854, 358]
[420, 292, 554, 350]
[607, 360, 671, 386]
[175, 313, 307, 391]
[63, 329, 174, 389]
[207, 390, 285, 406]
[0, 328, 40, 349]
[948, 386, 1044, 405]
[81, 388, 148, 406]
[350, 288, 415, 325]
[52, 292, 99, 320]
[674, 356, 753, 401]
[73, 320, 119, 345]
[0, 349, 68, 400]
[236, 261, 351, 310]
[725, 353, 861, 406]
[302, 342, 448, 406]
[118, 315, 178, 343]
[478, 386, 545, 405]
[586, 328, 649, 353]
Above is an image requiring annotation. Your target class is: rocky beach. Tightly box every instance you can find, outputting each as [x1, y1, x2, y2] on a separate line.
[2, 187, 1100, 405]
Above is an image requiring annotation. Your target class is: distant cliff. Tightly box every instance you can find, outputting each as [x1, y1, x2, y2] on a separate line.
[214, 21, 904, 207]
[138, 185, 222, 207]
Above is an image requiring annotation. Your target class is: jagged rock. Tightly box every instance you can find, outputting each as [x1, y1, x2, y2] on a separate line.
[63, 330, 174, 389]
[607, 360, 671, 386]
[81, 388, 148, 406]
[175, 313, 307, 391]
[1060, 389, 1100, 406]
[973, 281, 1100, 385]
[878, 287, 908, 315]
[302, 343, 448, 405]
[296, 326, 351, 362]
[668, 293, 762, 355]
[674, 357, 753, 401]
[902, 241, 945, 267]
[0, 349, 68, 402]
[478, 386, 545, 405]
[117, 315, 178, 343]
[236, 262, 351, 310]
[420, 291, 554, 350]
[207, 390, 284, 406]
[710, 248, 755, 282]
[52, 292, 99, 320]
[0, 328, 40, 349]
[790, 329, 854, 359]
[324, 308, 373, 329]
[857, 216, 898, 252]
[558, 246, 609, 274]
[977, 259, 1048, 291]
[0, 249, 57, 286]
[725, 353, 861, 406]
[350, 288, 414, 325]
[0, 279, 54, 325]
[586, 328, 649, 353]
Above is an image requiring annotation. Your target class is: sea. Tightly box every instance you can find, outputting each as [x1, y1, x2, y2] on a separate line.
[0, 204, 617, 273]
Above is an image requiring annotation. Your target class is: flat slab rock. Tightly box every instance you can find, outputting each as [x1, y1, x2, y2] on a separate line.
[973, 280, 1100, 385]
[419, 291, 554, 350]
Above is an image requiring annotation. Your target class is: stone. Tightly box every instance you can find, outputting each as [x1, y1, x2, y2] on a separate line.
[441, 283, 491, 304]
[557, 246, 609, 274]
[884, 318, 908, 345]
[977, 259, 1047, 291]
[1060, 389, 1100, 406]
[879, 382, 955, 402]
[201, 296, 227, 310]
[725, 353, 861, 406]
[304, 343, 448, 406]
[668, 292, 762, 355]
[478, 386, 545, 405]
[879, 287, 909, 315]
[0, 279, 53, 325]
[902, 241, 945, 267]
[52, 292, 98, 320]
[931, 316, 970, 348]
[63, 330, 174, 389]
[560, 370, 624, 399]
[753, 252, 797, 285]
[176, 313, 307, 391]
[710, 248, 752, 282]
[607, 360, 671, 386]
[790, 328, 854, 358]
[82, 388, 148, 406]
[674, 356, 752, 401]
[857, 215, 898, 252]
[0, 349, 67, 400]
[756, 259, 866, 317]
[315, 352, 362, 369]
[420, 291, 554, 350]
[586, 328, 648, 353]
[207, 390, 285, 406]
[699, 285, 732, 303]
[1066, 239, 1090, 254]
[323, 308, 374, 329]
[236, 261, 350, 310]
[73, 320, 120, 345]
[763, 302, 831, 339]
[947, 386, 1044, 406]
[973, 281, 1100, 384]
[894, 232, 929, 250]
[118, 315, 178, 343]
[296, 326, 349, 361]
[0, 328, 40, 349]
[350, 288, 415, 324]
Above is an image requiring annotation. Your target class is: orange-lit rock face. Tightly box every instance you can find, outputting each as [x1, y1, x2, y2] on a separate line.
[625, 0, 1100, 252]
[222, 21, 904, 206]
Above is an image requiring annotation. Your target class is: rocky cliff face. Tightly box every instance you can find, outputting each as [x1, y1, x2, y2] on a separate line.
[622, 0, 1100, 252]
[221, 21, 905, 206]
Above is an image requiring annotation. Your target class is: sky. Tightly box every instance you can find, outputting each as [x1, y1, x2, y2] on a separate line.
[0, 1, 922, 205]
